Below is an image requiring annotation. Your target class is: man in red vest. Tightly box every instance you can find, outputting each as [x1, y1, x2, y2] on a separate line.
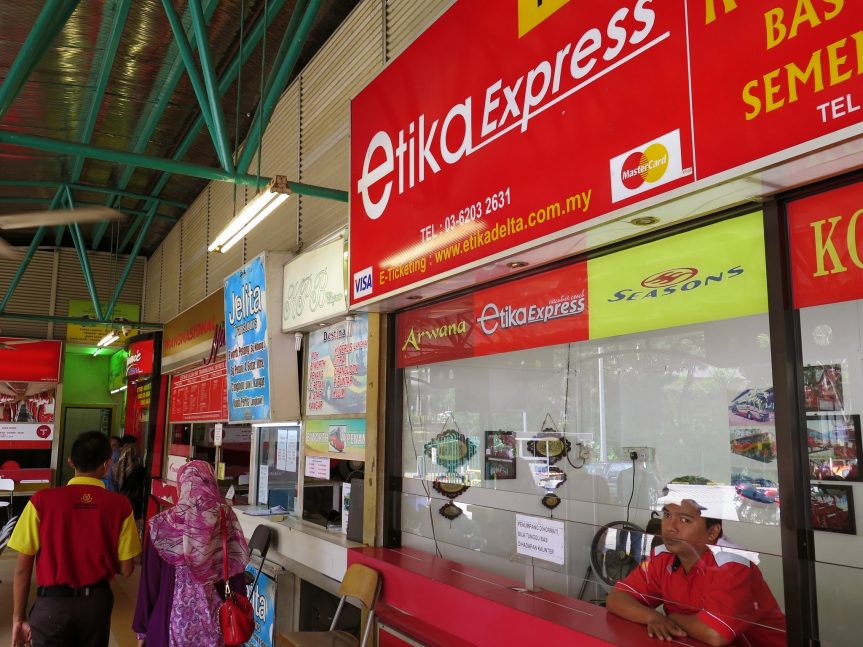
[8, 431, 142, 647]
[607, 496, 786, 646]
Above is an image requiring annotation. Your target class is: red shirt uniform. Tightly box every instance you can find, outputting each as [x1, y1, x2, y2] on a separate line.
[8, 476, 141, 588]
[614, 544, 786, 647]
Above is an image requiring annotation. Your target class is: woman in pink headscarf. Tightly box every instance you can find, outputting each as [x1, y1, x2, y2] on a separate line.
[133, 461, 249, 646]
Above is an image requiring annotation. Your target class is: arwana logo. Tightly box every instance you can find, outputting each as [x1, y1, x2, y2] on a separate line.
[610, 129, 687, 202]
[353, 267, 373, 299]
[641, 268, 698, 288]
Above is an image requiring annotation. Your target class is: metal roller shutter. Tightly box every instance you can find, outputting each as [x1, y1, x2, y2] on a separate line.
[180, 191, 208, 311]
[385, 0, 452, 62]
[143, 246, 163, 323]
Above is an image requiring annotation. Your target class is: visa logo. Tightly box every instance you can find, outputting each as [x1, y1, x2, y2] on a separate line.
[353, 267, 373, 299]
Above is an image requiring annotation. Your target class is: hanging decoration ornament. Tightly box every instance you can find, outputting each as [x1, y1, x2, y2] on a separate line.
[424, 414, 476, 520]
[527, 414, 571, 465]
[539, 467, 568, 511]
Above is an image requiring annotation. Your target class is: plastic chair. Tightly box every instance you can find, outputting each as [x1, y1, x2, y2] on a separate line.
[0, 478, 13, 524]
[276, 563, 381, 647]
[244, 524, 274, 598]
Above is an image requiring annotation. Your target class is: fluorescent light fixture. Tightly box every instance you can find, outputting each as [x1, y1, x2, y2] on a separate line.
[110, 385, 128, 395]
[208, 175, 291, 253]
[97, 331, 120, 347]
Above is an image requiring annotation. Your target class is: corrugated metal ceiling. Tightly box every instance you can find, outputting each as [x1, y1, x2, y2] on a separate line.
[0, 0, 359, 258]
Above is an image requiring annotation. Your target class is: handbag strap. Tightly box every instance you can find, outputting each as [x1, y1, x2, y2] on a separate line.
[220, 506, 231, 596]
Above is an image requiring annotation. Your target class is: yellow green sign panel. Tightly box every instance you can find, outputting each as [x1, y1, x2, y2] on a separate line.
[588, 212, 767, 339]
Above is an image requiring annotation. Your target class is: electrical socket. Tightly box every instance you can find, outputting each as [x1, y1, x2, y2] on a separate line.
[623, 446, 654, 462]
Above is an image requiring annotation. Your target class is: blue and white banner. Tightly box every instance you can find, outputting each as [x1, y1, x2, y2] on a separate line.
[225, 255, 270, 422]
[245, 565, 276, 647]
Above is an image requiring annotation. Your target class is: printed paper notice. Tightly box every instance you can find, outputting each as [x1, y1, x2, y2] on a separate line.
[305, 455, 330, 479]
[258, 465, 269, 505]
[276, 428, 288, 471]
[287, 428, 298, 472]
[515, 514, 565, 565]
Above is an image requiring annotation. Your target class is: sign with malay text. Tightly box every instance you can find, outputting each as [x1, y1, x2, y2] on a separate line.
[282, 238, 347, 331]
[304, 418, 366, 462]
[515, 514, 565, 565]
[245, 565, 276, 647]
[788, 182, 863, 309]
[162, 289, 226, 372]
[306, 316, 369, 415]
[225, 255, 271, 423]
[351, 1, 863, 305]
[66, 300, 140, 345]
[168, 361, 228, 422]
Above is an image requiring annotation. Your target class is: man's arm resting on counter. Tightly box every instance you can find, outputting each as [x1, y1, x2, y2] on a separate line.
[667, 613, 729, 647]
[606, 589, 687, 641]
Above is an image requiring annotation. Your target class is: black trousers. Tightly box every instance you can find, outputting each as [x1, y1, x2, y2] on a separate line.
[29, 585, 114, 647]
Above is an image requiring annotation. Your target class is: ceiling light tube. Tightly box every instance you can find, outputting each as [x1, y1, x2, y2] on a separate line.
[208, 176, 291, 253]
[217, 192, 289, 253]
[97, 331, 120, 347]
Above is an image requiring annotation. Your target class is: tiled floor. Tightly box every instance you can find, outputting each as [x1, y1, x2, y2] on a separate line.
[0, 550, 140, 647]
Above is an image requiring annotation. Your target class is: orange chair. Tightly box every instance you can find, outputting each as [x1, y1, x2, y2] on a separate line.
[277, 563, 381, 647]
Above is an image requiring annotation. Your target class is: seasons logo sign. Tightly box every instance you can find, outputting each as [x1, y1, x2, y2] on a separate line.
[608, 265, 744, 302]
[610, 129, 687, 202]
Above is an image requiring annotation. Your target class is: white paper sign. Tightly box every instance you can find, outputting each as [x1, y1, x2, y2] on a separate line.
[341, 482, 352, 535]
[276, 428, 288, 471]
[166, 455, 186, 483]
[286, 428, 298, 472]
[258, 465, 269, 505]
[305, 455, 330, 479]
[213, 422, 223, 446]
[515, 514, 565, 565]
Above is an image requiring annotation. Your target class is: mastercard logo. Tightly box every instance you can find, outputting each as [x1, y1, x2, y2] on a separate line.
[621, 143, 669, 190]
[641, 267, 698, 288]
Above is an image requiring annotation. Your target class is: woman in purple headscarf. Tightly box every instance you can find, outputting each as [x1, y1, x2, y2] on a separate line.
[133, 460, 249, 646]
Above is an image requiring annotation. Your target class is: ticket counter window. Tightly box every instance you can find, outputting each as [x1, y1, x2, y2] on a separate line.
[256, 424, 301, 517]
[168, 422, 251, 502]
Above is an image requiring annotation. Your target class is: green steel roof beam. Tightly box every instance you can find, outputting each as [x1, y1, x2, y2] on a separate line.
[48, 187, 66, 245]
[108, 0, 220, 198]
[0, 130, 268, 186]
[160, 0, 227, 172]
[118, 215, 143, 252]
[69, 221, 103, 320]
[0, 180, 189, 210]
[187, 0, 236, 175]
[0, 312, 162, 328]
[237, 0, 322, 174]
[105, 210, 155, 320]
[119, 0, 288, 252]
[0, 226, 46, 313]
[0, 0, 81, 119]
[71, 0, 132, 184]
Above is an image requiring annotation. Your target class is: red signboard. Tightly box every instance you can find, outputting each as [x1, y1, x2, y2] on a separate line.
[126, 339, 155, 378]
[398, 262, 588, 367]
[351, 0, 863, 305]
[0, 338, 62, 382]
[351, 0, 692, 304]
[788, 182, 863, 309]
[169, 361, 229, 422]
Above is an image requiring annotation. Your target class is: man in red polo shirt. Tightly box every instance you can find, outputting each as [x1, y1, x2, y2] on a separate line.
[607, 496, 786, 646]
[8, 431, 142, 647]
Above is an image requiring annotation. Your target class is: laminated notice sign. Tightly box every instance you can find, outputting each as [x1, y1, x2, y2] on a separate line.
[515, 514, 565, 565]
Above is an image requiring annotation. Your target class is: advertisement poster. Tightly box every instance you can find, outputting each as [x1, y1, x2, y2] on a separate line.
[245, 565, 276, 647]
[803, 364, 844, 412]
[0, 338, 62, 382]
[304, 418, 366, 462]
[811, 483, 856, 535]
[808, 414, 861, 482]
[65, 300, 140, 345]
[282, 238, 347, 331]
[126, 339, 155, 379]
[306, 316, 369, 415]
[0, 383, 56, 446]
[225, 255, 271, 423]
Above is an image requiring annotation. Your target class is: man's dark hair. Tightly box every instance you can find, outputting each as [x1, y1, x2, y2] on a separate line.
[704, 516, 723, 539]
[70, 431, 112, 472]
[120, 434, 137, 446]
